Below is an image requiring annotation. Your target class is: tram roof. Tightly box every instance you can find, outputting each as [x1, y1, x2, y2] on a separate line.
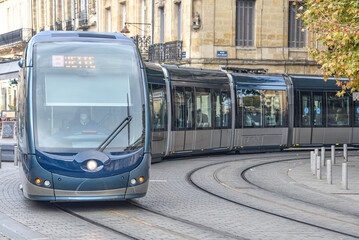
[231, 73, 287, 90]
[162, 65, 229, 85]
[290, 75, 344, 91]
[145, 62, 166, 84]
[30, 31, 130, 42]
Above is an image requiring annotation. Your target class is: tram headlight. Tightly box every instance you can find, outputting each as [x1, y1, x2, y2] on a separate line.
[130, 179, 137, 185]
[87, 160, 98, 171]
[44, 180, 51, 187]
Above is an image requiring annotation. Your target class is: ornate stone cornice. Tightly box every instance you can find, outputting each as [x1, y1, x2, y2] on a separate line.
[156, 0, 165, 8]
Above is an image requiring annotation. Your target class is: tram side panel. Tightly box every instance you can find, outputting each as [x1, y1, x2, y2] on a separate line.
[232, 74, 289, 152]
[165, 66, 232, 156]
[145, 63, 168, 160]
[291, 75, 354, 147]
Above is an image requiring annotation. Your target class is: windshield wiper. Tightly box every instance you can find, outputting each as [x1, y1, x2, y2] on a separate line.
[96, 116, 132, 152]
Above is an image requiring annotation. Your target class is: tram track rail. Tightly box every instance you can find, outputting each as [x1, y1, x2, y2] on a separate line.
[52, 198, 246, 240]
[187, 152, 359, 239]
[52, 203, 140, 240]
[47, 151, 359, 239]
[127, 200, 246, 240]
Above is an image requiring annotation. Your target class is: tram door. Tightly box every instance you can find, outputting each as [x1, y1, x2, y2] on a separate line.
[311, 92, 325, 144]
[213, 90, 232, 148]
[149, 84, 167, 157]
[297, 92, 325, 145]
[171, 86, 194, 152]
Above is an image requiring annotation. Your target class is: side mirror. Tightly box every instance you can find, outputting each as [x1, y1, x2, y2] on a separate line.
[18, 59, 24, 68]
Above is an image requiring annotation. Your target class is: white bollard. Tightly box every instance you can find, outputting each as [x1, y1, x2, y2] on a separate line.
[321, 147, 325, 166]
[316, 156, 321, 180]
[14, 146, 18, 166]
[331, 145, 336, 165]
[342, 162, 348, 189]
[343, 144, 348, 162]
[327, 160, 332, 184]
[315, 148, 319, 157]
[310, 151, 315, 175]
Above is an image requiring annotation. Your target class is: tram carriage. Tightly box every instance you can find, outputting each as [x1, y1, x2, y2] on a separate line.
[17, 31, 151, 201]
[17, 31, 357, 201]
[146, 63, 358, 160]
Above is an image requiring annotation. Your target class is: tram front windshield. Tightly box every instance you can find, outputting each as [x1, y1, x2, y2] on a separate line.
[34, 41, 144, 152]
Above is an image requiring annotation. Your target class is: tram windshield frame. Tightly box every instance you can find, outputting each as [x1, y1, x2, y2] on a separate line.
[32, 40, 145, 153]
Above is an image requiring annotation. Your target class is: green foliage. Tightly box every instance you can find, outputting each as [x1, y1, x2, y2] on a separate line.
[8, 105, 16, 111]
[295, 0, 359, 96]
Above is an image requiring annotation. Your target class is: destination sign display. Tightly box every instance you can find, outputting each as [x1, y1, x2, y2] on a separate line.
[52, 55, 96, 69]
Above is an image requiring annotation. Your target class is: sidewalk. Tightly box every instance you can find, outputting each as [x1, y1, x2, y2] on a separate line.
[289, 151, 359, 202]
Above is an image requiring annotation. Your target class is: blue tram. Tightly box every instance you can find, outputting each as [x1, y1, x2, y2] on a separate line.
[145, 63, 358, 160]
[17, 31, 151, 201]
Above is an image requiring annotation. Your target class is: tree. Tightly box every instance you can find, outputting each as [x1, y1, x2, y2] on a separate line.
[296, 0, 359, 96]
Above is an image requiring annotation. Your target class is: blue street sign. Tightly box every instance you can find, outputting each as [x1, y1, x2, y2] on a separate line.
[182, 52, 186, 58]
[217, 51, 228, 57]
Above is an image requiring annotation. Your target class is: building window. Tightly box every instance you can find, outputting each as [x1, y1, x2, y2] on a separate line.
[177, 2, 182, 41]
[121, 3, 126, 28]
[106, 7, 111, 32]
[160, 7, 165, 43]
[142, 0, 146, 35]
[236, 0, 255, 47]
[288, 1, 306, 48]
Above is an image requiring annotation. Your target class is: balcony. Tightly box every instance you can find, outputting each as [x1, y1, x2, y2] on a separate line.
[0, 28, 35, 48]
[55, 23, 63, 31]
[148, 40, 182, 63]
[79, 10, 88, 28]
[131, 35, 152, 60]
[65, 21, 73, 31]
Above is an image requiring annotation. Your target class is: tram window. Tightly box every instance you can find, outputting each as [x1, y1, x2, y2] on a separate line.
[214, 90, 221, 128]
[243, 89, 262, 127]
[173, 87, 185, 129]
[313, 93, 324, 127]
[236, 89, 243, 128]
[149, 84, 154, 127]
[221, 91, 231, 128]
[214, 90, 231, 129]
[301, 93, 311, 127]
[151, 84, 167, 130]
[264, 90, 286, 127]
[185, 88, 194, 129]
[354, 101, 359, 126]
[196, 88, 212, 128]
[327, 93, 349, 126]
[294, 91, 300, 127]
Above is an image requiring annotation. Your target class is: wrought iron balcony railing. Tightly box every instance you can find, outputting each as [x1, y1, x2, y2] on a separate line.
[131, 35, 151, 55]
[65, 21, 73, 31]
[79, 10, 88, 27]
[0, 28, 35, 47]
[55, 23, 63, 31]
[148, 40, 182, 63]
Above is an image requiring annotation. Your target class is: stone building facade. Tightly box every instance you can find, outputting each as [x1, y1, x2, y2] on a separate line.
[0, 0, 321, 87]
[96, 0, 320, 74]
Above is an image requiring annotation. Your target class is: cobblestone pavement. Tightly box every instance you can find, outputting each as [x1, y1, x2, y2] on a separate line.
[0, 151, 358, 239]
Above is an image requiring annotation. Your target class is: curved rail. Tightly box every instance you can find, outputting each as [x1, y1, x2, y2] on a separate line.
[187, 155, 359, 239]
